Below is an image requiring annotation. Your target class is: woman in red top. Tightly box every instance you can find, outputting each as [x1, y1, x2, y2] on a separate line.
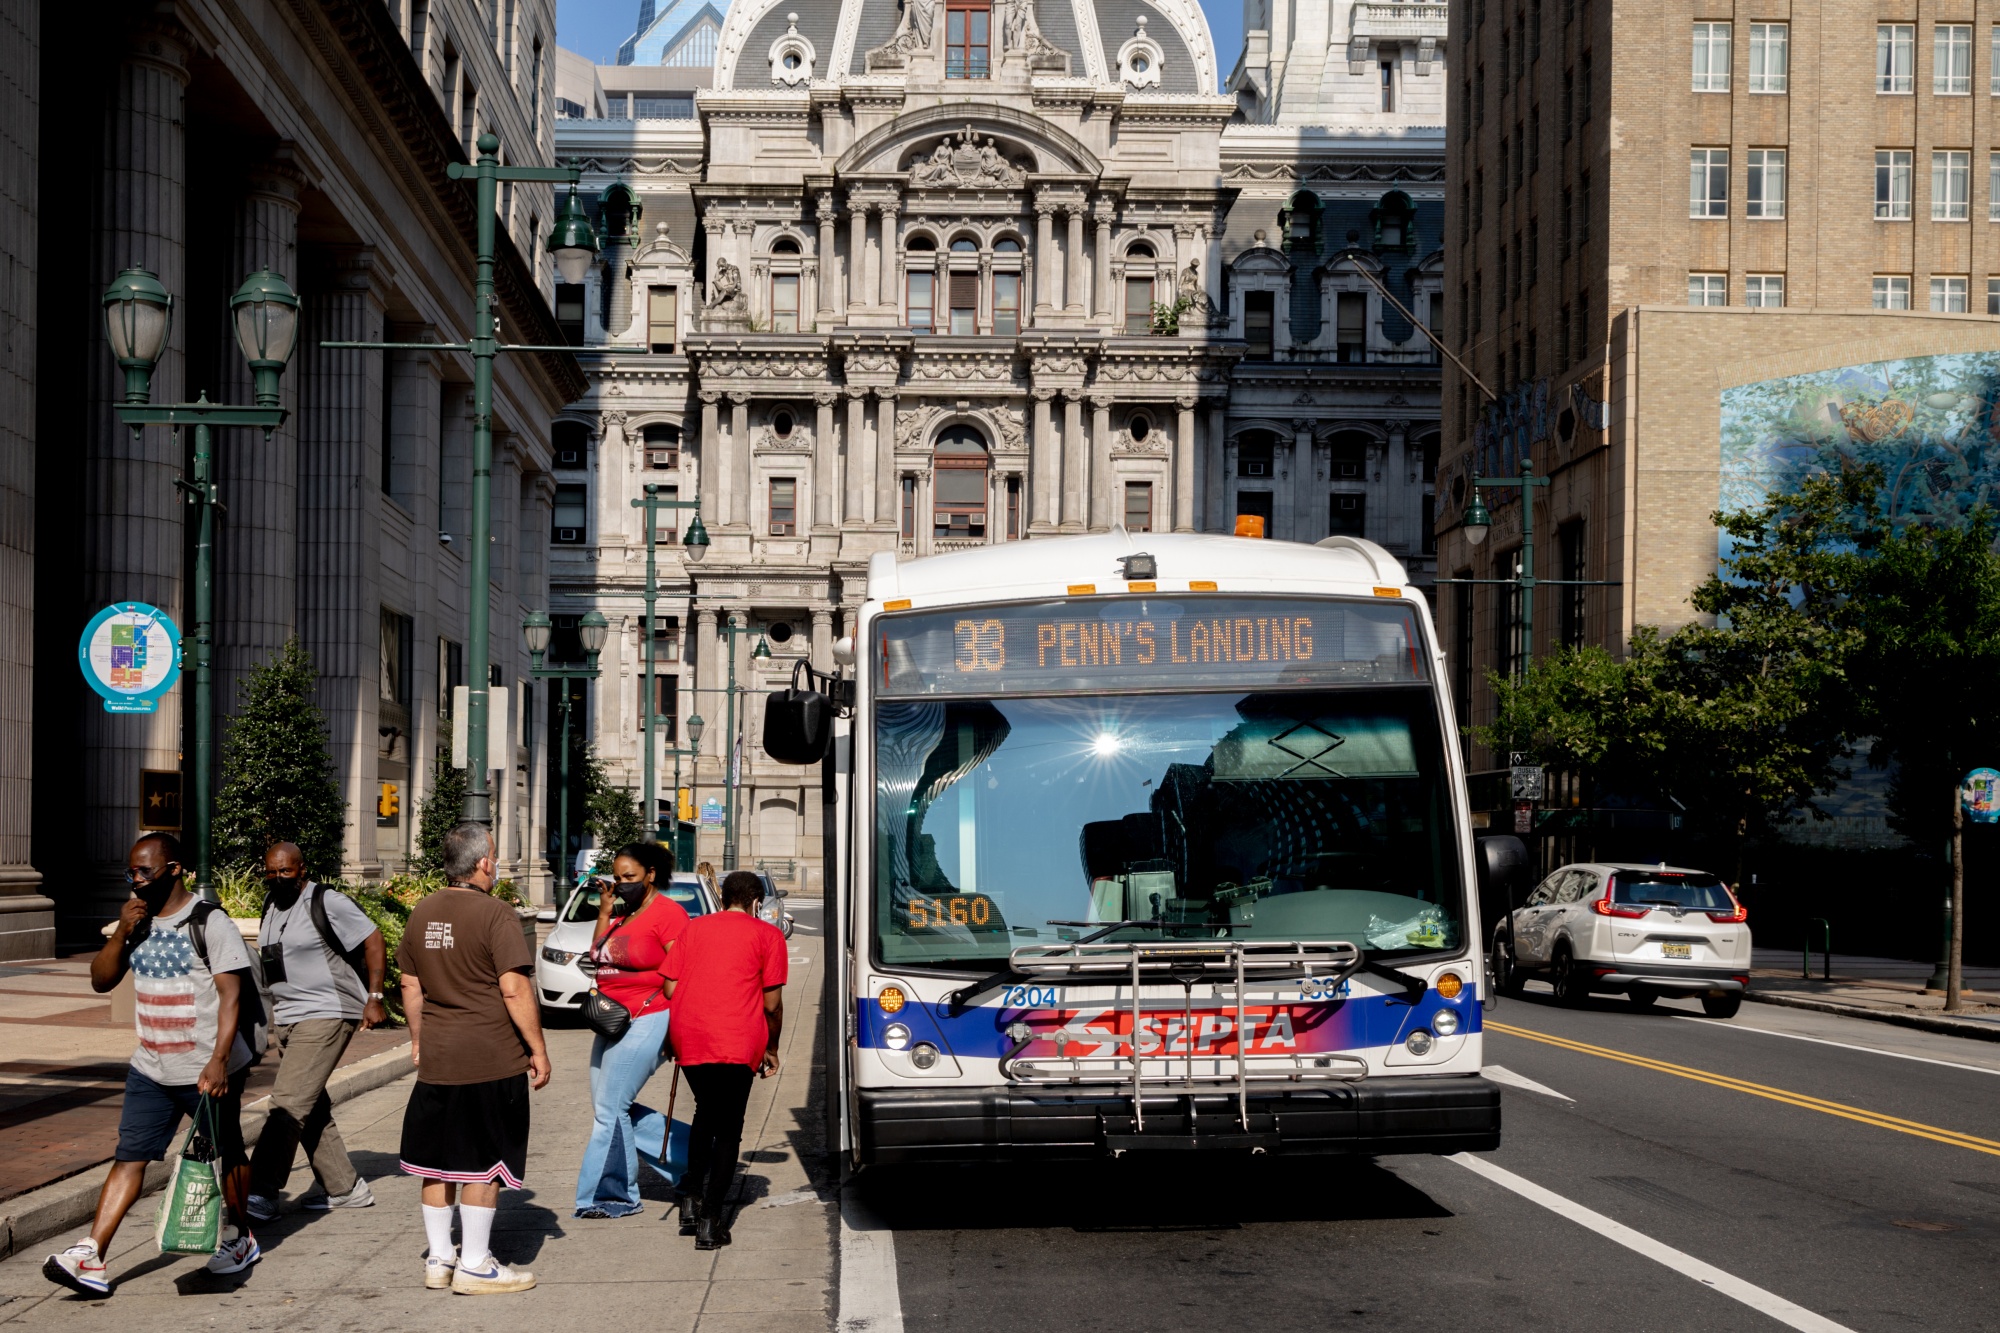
[663, 871, 788, 1249]
[572, 842, 689, 1219]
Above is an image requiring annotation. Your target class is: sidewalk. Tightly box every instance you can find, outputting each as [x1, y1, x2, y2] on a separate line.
[0, 932, 835, 1328]
[1748, 947, 2000, 1040]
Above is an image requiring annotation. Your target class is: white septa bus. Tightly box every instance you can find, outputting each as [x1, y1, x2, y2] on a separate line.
[801, 531, 1500, 1165]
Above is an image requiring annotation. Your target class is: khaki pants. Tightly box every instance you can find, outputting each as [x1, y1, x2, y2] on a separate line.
[247, 1018, 360, 1199]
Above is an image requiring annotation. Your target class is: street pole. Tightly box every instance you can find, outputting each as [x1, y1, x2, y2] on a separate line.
[557, 681, 572, 896]
[524, 609, 606, 901]
[631, 488, 707, 839]
[709, 614, 770, 872]
[189, 418, 215, 895]
[1949, 787, 1966, 1010]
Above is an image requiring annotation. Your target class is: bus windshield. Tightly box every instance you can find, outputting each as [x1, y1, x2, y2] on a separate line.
[873, 687, 1464, 971]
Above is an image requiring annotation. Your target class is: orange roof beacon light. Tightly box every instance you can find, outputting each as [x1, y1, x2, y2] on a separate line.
[1234, 514, 1266, 539]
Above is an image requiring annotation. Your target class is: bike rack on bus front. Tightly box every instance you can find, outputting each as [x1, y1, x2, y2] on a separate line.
[996, 939, 1368, 1136]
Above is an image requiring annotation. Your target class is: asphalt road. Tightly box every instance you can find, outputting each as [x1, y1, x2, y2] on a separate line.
[846, 985, 2000, 1333]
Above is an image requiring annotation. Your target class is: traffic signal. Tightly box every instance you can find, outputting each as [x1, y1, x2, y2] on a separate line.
[377, 782, 401, 821]
[678, 787, 693, 822]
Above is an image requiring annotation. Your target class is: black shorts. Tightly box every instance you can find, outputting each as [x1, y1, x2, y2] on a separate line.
[115, 1066, 249, 1164]
[398, 1075, 529, 1188]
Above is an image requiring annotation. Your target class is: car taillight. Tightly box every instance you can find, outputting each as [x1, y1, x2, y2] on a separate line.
[1592, 888, 1649, 919]
[1707, 896, 1748, 923]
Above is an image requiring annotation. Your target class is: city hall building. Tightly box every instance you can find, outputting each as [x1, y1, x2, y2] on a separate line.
[550, 0, 1450, 887]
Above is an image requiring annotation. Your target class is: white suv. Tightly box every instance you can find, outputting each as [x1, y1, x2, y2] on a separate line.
[1492, 862, 1751, 1017]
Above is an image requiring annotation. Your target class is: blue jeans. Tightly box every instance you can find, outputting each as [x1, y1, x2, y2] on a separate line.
[574, 1007, 674, 1217]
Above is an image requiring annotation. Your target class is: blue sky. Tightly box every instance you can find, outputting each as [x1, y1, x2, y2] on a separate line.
[554, 0, 1243, 75]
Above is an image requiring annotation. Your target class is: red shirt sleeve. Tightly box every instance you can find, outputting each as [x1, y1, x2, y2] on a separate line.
[760, 922, 788, 989]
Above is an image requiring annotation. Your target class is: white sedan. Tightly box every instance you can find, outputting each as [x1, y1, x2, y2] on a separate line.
[535, 871, 715, 1014]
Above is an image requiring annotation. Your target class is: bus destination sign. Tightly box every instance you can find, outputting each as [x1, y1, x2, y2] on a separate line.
[875, 596, 1428, 697]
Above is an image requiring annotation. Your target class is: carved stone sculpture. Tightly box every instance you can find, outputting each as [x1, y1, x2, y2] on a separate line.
[909, 128, 1025, 189]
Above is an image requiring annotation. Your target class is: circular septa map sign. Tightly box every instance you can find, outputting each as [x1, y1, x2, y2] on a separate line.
[1965, 768, 2000, 825]
[78, 603, 182, 714]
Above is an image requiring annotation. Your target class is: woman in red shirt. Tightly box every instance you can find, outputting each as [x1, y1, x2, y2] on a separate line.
[572, 842, 689, 1219]
[664, 870, 787, 1248]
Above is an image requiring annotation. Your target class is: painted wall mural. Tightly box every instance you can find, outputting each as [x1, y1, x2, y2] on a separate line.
[1719, 351, 2000, 528]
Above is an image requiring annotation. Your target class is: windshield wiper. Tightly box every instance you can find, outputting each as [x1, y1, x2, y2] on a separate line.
[1356, 955, 1428, 1003]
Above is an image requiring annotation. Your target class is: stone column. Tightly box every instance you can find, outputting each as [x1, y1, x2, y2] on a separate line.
[297, 248, 387, 878]
[813, 389, 838, 531]
[844, 389, 867, 526]
[728, 392, 751, 529]
[1089, 394, 1113, 532]
[1033, 198, 1056, 317]
[1175, 394, 1198, 532]
[1065, 206, 1086, 313]
[698, 390, 722, 525]
[874, 391, 897, 526]
[1030, 388, 1057, 530]
[816, 192, 838, 324]
[877, 202, 900, 310]
[810, 607, 833, 672]
[83, 17, 191, 909]
[1092, 201, 1115, 322]
[1205, 404, 1228, 531]
[1061, 390, 1085, 530]
[217, 151, 304, 724]
[847, 199, 868, 309]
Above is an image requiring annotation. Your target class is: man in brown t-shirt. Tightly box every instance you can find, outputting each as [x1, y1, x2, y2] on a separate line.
[396, 822, 550, 1296]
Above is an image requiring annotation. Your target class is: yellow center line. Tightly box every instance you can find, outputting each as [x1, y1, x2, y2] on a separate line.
[1487, 1020, 2000, 1158]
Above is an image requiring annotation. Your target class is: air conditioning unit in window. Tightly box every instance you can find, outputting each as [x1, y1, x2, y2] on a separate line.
[555, 527, 582, 543]
[1243, 460, 1270, 477]
[556, 448, 584, 468]
[647, 448, 678, 469]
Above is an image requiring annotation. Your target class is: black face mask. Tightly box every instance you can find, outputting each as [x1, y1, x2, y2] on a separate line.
[136, 878, 176, 913]
[264, 875, 304, 902]
[613, 881, 648, 910]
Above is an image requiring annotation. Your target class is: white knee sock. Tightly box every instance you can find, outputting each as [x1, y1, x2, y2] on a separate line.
[421, 1204, 456, 1260]
[458, 1204, 496, 1269]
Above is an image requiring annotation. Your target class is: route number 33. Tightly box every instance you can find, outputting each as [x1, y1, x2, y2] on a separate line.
[954, 619, 1005, 672]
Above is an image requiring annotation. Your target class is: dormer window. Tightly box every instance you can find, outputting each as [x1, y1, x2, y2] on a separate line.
[947, 0, 991, 78]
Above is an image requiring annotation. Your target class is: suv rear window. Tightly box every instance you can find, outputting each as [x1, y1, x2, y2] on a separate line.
[1610, 873, 1733, 912]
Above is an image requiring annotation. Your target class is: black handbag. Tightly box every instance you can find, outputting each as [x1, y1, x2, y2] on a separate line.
[580, 907, 664, 1042]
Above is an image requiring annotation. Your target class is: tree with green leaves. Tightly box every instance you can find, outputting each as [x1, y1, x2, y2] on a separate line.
[580, 745, 648, 872]
[412, 738, 470, 874]
[212, 638, 346, 876]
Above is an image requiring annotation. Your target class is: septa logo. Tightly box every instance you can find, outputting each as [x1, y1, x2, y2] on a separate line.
[1019, 1005, 1314, 1058]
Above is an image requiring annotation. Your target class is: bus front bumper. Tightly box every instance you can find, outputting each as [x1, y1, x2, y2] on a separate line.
[855, 1074, 1501, 1164]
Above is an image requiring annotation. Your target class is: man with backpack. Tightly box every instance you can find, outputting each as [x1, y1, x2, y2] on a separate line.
[245, 842, 387, 1222]
[44, 833, 264, 1296]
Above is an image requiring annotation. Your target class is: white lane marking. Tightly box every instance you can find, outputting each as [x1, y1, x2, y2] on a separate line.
[839, 1193, 905, 1333]
[1678, 1015, 2000, 1077]
[1484, 1063, 1575, 1102]
[1449, 1155, 1857, 1333]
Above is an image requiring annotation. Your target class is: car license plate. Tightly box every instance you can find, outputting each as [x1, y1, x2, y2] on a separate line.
[1662, 942, 1692, 960]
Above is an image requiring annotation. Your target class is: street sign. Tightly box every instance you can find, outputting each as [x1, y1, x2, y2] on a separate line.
[1965, 768, 2000, 824]
[450, 685, 511, 771]
[1510, 765, 1544, 800]
[77, 602, 181, 714]
[700, 798, 725, 827]
[139, 769, 182, 831]
[1513, 804, 1534, 834]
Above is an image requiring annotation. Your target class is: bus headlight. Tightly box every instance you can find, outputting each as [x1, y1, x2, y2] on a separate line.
[883, 1022, 912, 1051]
[1433, 1009, 1460, 1036]
[1405, 1029, 1435, 1056]
[910, 1042, 941, 1070]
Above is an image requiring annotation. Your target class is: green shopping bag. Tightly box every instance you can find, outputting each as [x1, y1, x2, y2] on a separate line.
[154, 1095, 223, 1255]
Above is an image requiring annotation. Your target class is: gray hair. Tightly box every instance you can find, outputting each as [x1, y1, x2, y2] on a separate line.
[441, 822, 496, 880]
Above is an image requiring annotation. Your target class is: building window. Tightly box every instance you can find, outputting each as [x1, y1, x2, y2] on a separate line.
[1336, 292, 1367, 363]
[1992, 27, 2000, 95]
[1989, 278, 2000, 315]
[1006, 475, 1021, 538]
[1124, 481, 1154, 532]
[947, 272, 977, 335]
[1381, 59, 1395, 111]
[1936, 24, 1972, 94]
[643, 423, 680, 473]
[1125, 274, 1155, 334]
[900, 475, 916, 538]
[1692, 22, 1730, 92]
[555, 283, 585, 345]
[552, 483, 587, 544]
[1244, 291, 1274, 358]
[768, 477, 797, 535]
[1421, 493, 1436, 555]
[1328, 492, 1366, 538]
[1238, 432, 1274, 478]
[646, 482, 681, 542]
[1878, 24, 1914, 93]
[553, 420, 587, 469]
[380, 608, 413, 706]
[1749, 23, 1788, 92]
[945, 0, 990, 78]
[1931, 276, 1969, 312]
[1747, 149, 1786, 218]
[1496, 547, 1527, 679]
[992, 272, 1020, 334]
[1991, 153, 2000, 219]
[1934, 150, 1971, 220]
[1559, 521, 1586, 649]
[933, 426, 989, 539]
[1873, 275, 1912, 308]
[1876, 150, 1913, 219]
[639, 673, 679, 739]
[648, 287, 677, 352]
[1688, 273, 1727, 305]
[771, 273, 800, 333]
[908, 271, 934, 333]
[1689, 148, 1728, 218]
[1744, 274, 1785, 307]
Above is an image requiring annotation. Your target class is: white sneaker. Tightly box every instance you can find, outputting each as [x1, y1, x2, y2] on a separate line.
[449, 1254, 535, 1294]
[304, 1177, 375, 1210]
[42, 1239, 109, 1296]
[245, 1194, 281, 1223]
[425, 1250, 458, 1291]
[206, 1227, 261, 1276]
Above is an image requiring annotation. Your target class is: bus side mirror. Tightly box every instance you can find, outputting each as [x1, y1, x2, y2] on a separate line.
[1477, 835, 1530, 899]
[763, 687, 832, 765]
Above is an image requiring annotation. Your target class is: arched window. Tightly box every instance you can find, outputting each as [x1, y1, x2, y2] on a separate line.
[950, 236, 978, 253]
[772, 236, 800, 254]
[553, 420, 588, 469]
[906, 234, 937, 252]
[994, 237, 1021, 253]
[933, 425, 990, 539]
[1329, 431, 1371, 480]
[1128, 241, 1155, 259]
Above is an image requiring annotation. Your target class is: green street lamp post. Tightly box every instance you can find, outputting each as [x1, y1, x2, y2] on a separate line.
[711, 616, 771, 872]
[630, 485, 710, 841]
[662, 713, 705, 871]
[524, 609, 608, 898]
[104, 266, 298, 898]
[326, 135, 598, 826]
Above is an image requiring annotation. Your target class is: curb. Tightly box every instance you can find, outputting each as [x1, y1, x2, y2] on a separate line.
[0, 1039, 414, 1260]
[1745, 990, 2000, 1043]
